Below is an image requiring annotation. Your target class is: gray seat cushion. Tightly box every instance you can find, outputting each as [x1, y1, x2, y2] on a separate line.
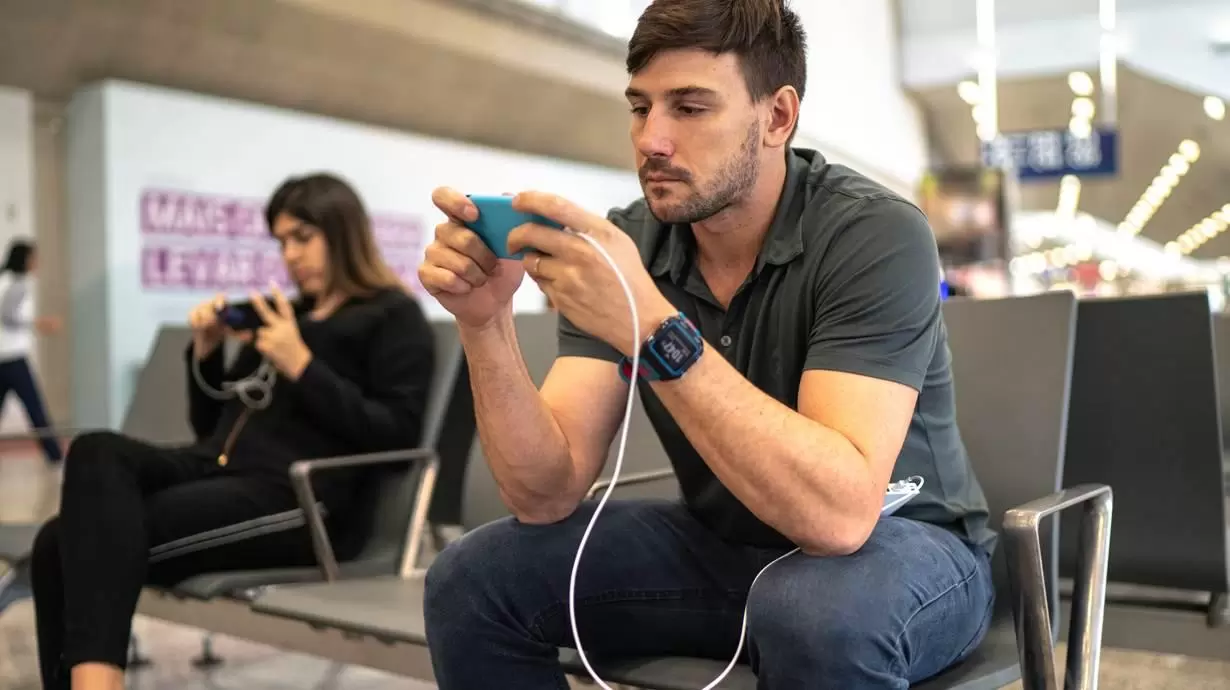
[556, 611, 1019, 690]
[253, 576, 1019, 690]
[169, 555, 398, 601]
[251, 575, 427, 642]
[0, 523, 41, 562]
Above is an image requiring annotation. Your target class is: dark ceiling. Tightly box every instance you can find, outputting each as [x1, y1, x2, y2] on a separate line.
[914, 66, 1230, 258]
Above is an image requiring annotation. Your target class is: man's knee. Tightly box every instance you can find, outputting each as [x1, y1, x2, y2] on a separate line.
[746, 561, 886, 662]
[423, 518, 528, 628]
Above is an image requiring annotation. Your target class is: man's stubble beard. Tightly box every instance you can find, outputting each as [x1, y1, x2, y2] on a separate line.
[643, 120, 762, 225]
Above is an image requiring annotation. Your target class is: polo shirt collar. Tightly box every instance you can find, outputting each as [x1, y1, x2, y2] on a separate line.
[648, 148, 815, 281]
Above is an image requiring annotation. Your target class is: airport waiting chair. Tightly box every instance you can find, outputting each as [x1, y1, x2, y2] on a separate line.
[2, 318, 464, 599]
[1208, 313, 1230, 471]
[252, 294, 1112, 690]
[1061, 292, 1229, 626]
[148, 318, 466, 601]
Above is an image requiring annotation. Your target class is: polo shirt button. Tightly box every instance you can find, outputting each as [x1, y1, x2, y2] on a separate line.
[720, 335, 733, 347]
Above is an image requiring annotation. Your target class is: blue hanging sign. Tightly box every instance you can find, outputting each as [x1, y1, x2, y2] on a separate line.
[980, 128, 1119, 181]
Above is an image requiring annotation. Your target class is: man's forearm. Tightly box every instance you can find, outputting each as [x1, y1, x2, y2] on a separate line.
[650, 350, 878, 554]
[459, 312, 579, 522]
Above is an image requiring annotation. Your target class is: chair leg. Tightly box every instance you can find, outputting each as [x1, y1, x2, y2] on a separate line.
[127, 633, 153, 668]
[1208, 592, 1229, 628]
[191, 633, 224, 669]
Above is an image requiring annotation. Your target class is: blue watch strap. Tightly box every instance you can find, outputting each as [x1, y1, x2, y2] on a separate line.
[618, 313, 703, 383]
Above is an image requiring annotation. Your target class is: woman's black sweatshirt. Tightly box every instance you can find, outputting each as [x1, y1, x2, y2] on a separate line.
[184, 288, 436, 514]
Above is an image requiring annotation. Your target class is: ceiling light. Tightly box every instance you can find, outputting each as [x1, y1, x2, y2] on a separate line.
[1068, 71, 1095, 96]
[1072, 97, 1096, 120]
[1173, 204, 1230, 255]
[958, 81, 982, 105]
[1069, 117, 1093, 139]
[1205, 96, 1227, 121]
[1165, 242, 1181, 255]
[1124, 141, 1203, 236]
[1179, 139, 1201, 162]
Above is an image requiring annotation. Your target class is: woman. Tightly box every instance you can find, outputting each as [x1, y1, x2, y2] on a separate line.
[0, 239, 64, 463]
[27, 173, 436, 690]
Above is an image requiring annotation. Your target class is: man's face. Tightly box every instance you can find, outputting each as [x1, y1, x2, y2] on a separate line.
[626, 49, 764, 224]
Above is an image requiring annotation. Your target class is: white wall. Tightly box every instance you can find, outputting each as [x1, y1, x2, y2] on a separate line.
[67, 80, 642, 429]
[793, 0, 930, 198]
[0, 86, 37, 433]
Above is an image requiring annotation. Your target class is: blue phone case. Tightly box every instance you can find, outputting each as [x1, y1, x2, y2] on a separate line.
[464, 195, 562, 260]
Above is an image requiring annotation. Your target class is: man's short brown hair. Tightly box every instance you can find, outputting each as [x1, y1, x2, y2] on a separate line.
[627, 0, 807, 104]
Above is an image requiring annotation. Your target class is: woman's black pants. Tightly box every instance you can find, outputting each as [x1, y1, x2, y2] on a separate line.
[30, 431, 319, 689]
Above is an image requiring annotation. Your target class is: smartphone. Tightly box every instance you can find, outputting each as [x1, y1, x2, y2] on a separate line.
[464, 195, 563, 260]
[216, 302, 264, 331]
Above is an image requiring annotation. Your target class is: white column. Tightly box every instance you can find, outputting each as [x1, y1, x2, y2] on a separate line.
[1098, 0, 1119, 127]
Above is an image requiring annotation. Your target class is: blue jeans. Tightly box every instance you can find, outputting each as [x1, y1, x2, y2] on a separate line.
[0, 356, 61, 462]
[424, 499, 995, 689]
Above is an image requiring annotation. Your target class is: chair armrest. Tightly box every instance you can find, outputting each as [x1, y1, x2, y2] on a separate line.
[289, 448, 439, 582]
[586, 468, 676, 500]
[1003, 483, 1113, 690]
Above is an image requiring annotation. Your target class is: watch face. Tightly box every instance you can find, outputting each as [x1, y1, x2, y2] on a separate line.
[651, 325, 696, 372]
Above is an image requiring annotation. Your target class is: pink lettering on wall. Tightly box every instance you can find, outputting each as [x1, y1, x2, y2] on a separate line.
[139, 189, 427, 292]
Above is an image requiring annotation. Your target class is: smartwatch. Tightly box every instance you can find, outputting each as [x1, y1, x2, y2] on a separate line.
[618, 312, 704, 383]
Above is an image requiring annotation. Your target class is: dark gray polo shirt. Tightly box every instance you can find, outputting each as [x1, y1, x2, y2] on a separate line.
[558, 148, 994, 553]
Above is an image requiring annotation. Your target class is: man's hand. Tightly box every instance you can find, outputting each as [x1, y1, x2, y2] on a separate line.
[508, 191, 675, 356]
[418, 188, 525, 329]
[249, 285, 312, 380]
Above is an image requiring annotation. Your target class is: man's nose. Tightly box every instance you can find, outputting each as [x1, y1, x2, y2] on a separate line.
[635, 113, 676, 159]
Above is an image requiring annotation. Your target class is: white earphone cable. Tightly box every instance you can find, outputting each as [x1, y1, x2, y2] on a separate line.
[191, 345, 278, 410]
[568, 232, 796, 690]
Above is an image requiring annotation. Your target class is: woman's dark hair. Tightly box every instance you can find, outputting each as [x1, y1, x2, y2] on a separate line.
[264, 173, 402, 297]
[2, 240, 34, 275]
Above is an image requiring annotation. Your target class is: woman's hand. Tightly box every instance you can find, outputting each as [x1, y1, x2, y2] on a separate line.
[188, 294, 227, 359]
[248, 285, 313, 380]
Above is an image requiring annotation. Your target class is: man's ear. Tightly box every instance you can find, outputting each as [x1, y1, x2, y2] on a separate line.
[764, 85, 801, 148]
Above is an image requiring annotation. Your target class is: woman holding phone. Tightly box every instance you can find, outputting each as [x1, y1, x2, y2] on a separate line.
[22, 173, 437, 690]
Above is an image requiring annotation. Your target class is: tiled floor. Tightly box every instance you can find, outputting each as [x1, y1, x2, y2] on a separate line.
[4, 442, 1230, 688]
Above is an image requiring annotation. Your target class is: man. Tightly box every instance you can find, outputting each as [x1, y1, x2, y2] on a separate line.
[418, 0, 995, 687]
